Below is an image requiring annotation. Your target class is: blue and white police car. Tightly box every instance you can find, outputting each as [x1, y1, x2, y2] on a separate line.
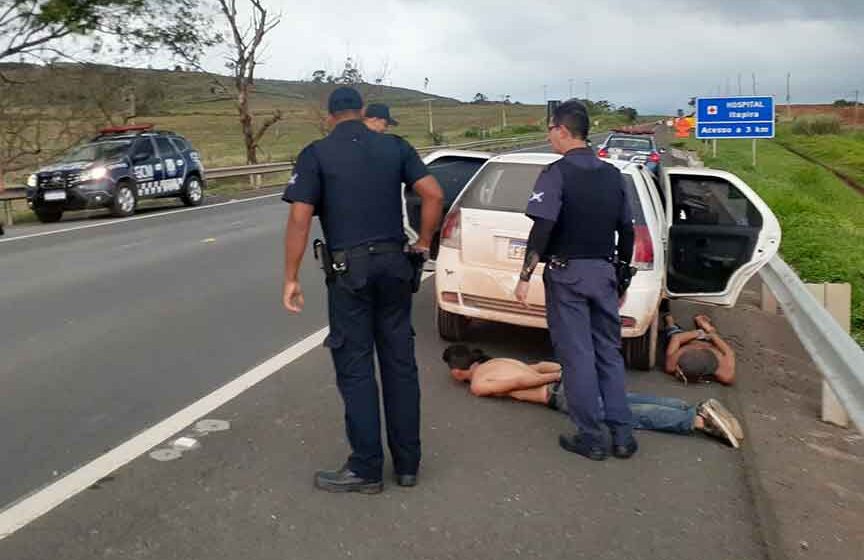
[26, 124, 206, 223]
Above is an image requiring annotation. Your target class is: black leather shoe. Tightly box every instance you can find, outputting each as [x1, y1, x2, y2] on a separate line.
[558, 434, 607, 461]
[612, 437, 639, 459]
[314, 467, 383, 494]
[395, 474, 418, 487]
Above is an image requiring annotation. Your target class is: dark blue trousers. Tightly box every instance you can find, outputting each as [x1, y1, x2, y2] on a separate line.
[324, 250, 420, 480]
[543, 259, 633, 443]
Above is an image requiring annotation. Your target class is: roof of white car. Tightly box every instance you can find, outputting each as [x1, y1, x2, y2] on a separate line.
[488, 152, 640, 174]
[422, 149, 492, 162]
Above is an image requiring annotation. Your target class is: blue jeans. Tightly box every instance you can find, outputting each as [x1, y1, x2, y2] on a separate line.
[549, 388, 696, 435]
[627, 393, 697, 435]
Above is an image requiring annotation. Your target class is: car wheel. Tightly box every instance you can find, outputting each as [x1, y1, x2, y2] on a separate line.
[111, 182, 137, 217]
[34, 206, 63, 223]
[437, 304, 468, 341]
[623, 311, 658, 370]
[181, 175, 204, 207]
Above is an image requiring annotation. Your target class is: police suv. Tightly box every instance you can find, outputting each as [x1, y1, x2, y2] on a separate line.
[26, 124, 206, 223]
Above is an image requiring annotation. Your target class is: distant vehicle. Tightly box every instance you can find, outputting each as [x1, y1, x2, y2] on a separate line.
[25, 124, 206, 223]
[434, 153, 781, 370]
[403, 150, 491, 258]
[596, 132, 664, 175]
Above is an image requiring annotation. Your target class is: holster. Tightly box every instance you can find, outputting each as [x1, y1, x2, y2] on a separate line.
[405, 250, 425, 293]
[313, 239, 347, 280]
[614, 260, 638, 297]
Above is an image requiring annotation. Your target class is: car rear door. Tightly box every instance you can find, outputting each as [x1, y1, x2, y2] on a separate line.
[662, 167, 781, 306]
[403, 151, 490, 242]
[130, 138, 161, 197]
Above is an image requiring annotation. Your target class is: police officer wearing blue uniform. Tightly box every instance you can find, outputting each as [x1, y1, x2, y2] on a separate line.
[282, 87, 444, 493]
[514, 99, 637, 461]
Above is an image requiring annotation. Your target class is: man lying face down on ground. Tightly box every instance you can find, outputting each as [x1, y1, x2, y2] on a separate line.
[442, 345, 743, 449]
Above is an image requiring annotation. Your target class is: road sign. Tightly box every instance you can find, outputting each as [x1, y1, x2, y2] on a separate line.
[695, 96, 775, 139]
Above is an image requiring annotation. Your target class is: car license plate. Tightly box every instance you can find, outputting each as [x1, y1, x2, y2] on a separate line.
[43, 190, 66, 201]
[508, 239, 527, 260]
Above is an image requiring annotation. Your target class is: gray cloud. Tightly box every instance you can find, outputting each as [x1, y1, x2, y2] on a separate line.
[210, 0, 864, 113]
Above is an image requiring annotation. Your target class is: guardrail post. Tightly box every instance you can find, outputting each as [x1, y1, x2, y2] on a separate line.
[805, 283, 852, 427]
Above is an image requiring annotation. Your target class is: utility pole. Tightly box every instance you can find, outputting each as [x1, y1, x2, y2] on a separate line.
[421, 98, 435, 136]
[786, 72, 792, 120]
[855, 89, 860, 126]
[584, 80, 591, 101]
[752, 73, 757, 95]
[737, 73, 742, 95]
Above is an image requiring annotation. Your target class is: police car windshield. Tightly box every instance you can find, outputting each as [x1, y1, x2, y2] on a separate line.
[458, 162, 646, 225]
[607, 137, 653, 151]
[60, 140, 132, 163]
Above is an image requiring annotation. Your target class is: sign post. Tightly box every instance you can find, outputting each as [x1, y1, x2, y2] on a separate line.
[695, 96, 775, 167]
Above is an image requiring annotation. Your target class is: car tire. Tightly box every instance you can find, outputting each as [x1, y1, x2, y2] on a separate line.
[437, 304, 468, 341]
[623, 311, 658, 370]
[111, 182, 137, 217]
[181, 175, 204, 207]
[34, 206, 63, 223]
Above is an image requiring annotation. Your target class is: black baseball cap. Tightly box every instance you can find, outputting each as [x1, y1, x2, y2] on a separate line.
[364, 103, 398, 126]
[328, 87, 363, 114]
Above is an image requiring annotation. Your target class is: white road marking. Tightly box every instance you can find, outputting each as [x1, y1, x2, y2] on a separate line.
[0, 326, 327, 540]
[0, 272, 436, 539]
[0, 193, 282, 245]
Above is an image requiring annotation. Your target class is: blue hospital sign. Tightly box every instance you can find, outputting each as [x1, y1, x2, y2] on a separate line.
[696, 96, 775, 139]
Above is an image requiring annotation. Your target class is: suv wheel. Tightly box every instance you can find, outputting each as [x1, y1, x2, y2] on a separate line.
[623, 311, 658, 370]
[437, 304, 468, 341]
[111, 183, 137, 217]
[181, 175, 204, 207]
[34, 206, 63, 223]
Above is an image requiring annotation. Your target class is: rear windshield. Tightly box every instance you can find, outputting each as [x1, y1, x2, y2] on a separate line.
[607, 137, 653, 151]
[458, 161, 645, 225]
[427, 156, 486, 202]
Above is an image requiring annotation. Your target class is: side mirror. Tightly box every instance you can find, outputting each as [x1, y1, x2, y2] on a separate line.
[659, 148, 667, 154]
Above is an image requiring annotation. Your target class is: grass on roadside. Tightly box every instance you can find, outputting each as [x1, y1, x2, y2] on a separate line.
[684, 136, 864, 344]
[775, 125, 864, 188]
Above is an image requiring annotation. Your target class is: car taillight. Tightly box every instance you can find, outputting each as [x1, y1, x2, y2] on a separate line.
[648, 152, 661, 163]
[440, 208, 462, 249]
[597, 148, 609, 158]
[633, 224, 654, 270]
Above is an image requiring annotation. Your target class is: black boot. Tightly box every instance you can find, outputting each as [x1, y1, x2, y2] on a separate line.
[314, 466, 383, 494]
[611, 430, 639, 459]
[559, 434, 608, 461]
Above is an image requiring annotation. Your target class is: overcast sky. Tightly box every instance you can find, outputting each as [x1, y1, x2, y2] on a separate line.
[203, 0, 864, 113]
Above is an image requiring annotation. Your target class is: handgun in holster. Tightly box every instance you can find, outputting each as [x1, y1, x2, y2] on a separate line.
[405, 249, 425, 294]
[614, 260, 638, 297]
[313, 239, 347, 280]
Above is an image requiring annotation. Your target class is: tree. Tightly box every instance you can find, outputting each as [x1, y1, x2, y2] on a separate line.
[218, 0, 282, 165]
[472, 93, 488, 104]
[336, 56, 363, 85]
[311, 69, 327, 83]
[0, 0, 218, 66]
[616, 106, 638, 122]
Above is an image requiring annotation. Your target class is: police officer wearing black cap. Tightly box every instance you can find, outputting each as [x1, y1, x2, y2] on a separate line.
[514, 99, 637, 461]
[282, 87, 445, 493]
[364, 103, 399, 133]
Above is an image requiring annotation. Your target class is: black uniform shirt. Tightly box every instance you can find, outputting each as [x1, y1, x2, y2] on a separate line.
[282, 120, 429, 251]
[525, 147, 634, 261]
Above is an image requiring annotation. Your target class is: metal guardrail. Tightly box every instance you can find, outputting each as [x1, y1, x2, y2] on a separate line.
[0, 135, 549, 224]
[759, 255, 864, 430]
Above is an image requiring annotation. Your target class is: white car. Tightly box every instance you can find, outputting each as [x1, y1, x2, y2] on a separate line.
[434, 152, 781, 369]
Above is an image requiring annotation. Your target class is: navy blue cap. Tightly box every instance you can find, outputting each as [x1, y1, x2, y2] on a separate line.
[328, 87, 363, 114]
[364, 103, 398, 126]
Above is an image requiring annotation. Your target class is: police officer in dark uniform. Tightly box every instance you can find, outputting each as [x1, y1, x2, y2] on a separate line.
[514, 99, 637, 461]
[282, 87, 444, 493]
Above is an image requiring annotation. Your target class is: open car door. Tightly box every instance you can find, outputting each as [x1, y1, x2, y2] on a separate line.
[662, 166, 781, 306]
[403, 150, 491, 247]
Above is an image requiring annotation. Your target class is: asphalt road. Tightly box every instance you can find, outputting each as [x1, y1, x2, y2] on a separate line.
[0, 194, 329, 508]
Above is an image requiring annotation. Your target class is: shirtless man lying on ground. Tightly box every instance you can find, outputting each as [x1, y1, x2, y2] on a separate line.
[442, 345, 743, 448]
[664, 313, 736, 385]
